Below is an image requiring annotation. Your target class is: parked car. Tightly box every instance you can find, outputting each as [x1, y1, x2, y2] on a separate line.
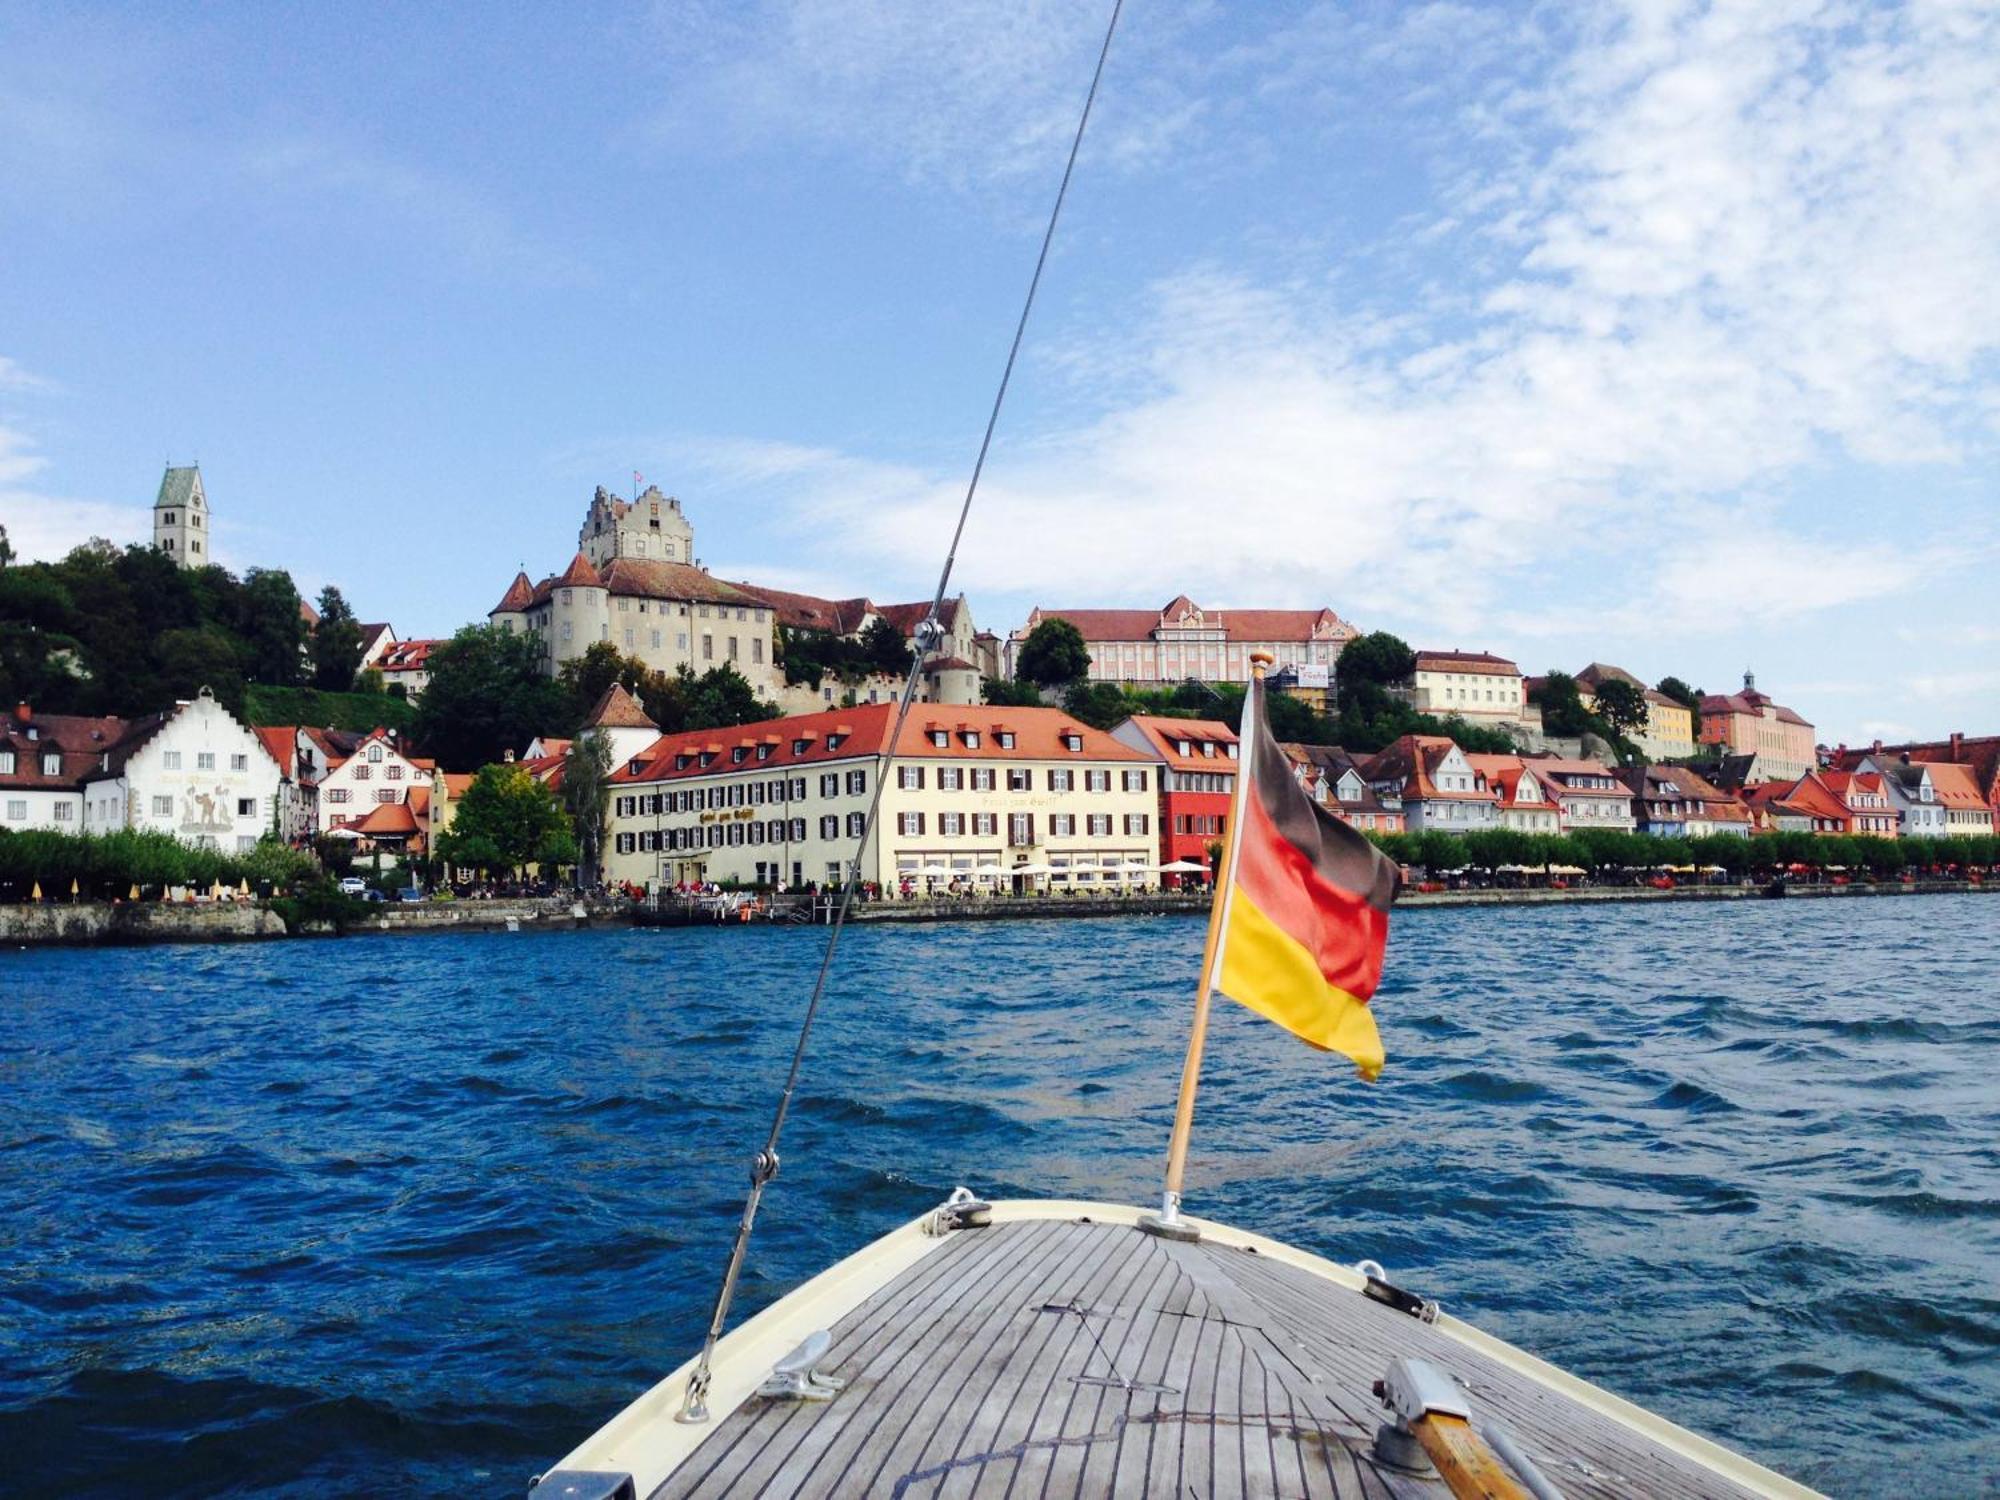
[395, 887, 425, 903]
[337, 876, 367, 896]
[360, 889, 389, 903]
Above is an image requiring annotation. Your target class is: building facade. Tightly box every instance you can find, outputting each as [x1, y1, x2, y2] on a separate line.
[1010, 596, 1356, 687]
[1463, 755, 1562, 834]
[77, 689, 285, 850]
[1282, 744, 1405, 832]
[1401, 650, 1529, 725]
[1526, 757, 1638, 831]
[1362, 735, 1500, 834]
[314, 727, 435, 834]
[1110, 715, 1239, 877]
[1699, 672, 1816, 782]
[603, 704, 1155, 893]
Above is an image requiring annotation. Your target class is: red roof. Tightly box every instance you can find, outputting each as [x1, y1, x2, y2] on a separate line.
[1023, 600, 1354, 645]
[1115, 715, 1239, 774]
[378, 638, 441, 673]
[1414, 649, 1520, 676]
[554, 552, 601, 588]
[731, 582, 874, 634]
[492, 571, 535, 614]
[1364, 734, 1495, 802]
[611, 703, 1146, 786]
[351, 801, 420, 837]
[254, 726, 297, 778]
[586, 683, 658, 731]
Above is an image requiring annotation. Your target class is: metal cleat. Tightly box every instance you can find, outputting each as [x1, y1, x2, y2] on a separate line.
[755, 1329, 848, 1402]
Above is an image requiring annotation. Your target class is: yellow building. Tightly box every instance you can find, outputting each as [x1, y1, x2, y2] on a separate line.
[1574, 663, 1696, 760]
[1402, 649, 1527, 723]
[603, 704, 1158, 893]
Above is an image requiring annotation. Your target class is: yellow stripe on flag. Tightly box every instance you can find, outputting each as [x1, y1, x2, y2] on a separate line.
[1217, 889, 1385, 1078]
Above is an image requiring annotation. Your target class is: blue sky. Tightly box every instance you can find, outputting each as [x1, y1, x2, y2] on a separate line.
[3, 1, 1996, 746]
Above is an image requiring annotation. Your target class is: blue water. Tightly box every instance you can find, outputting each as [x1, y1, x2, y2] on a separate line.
[4, 898, 1998, 1498]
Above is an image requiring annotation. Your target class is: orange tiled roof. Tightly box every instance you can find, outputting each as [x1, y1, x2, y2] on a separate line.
[492, 570, 535, 614]
[585, 683, 658, 731]
[351, 801, 420, 837]
[1414, 649, 1520, 676]
[253, 726, 297, 778]
[1117, 715, 1239, 774]
[611, 703, 1147, 786]
[1024, 600, 1353, 645]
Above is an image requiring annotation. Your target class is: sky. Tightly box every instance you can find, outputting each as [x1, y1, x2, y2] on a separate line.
[2, 0, 1996, 746]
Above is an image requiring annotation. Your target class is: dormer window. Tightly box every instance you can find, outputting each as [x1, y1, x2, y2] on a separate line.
[676, 754, 693, 770]
[962, 730, 980, 748]
[997, 731, 1015, 749]
[698, 752, 715, 768]
[732, 747, 748, 764]
[0, 752, 12, 774]
[42, 753, 59, 776]
[929, 730, 948, 748]
[1062, 733, 1083, 752]
[827, 733, 846, 750]
[756, 744, 773, 761]
[1200, 742, 1215, 757]
[1176, 740, 1189, 757]
[1225, 744, 1239, 759]
[793, 738, 810, 755]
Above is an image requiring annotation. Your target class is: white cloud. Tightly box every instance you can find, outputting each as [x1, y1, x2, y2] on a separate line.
[684, 0, 2000, 665]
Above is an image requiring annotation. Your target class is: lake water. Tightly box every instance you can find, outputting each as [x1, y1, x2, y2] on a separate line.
[4, 897, 1997, 1498]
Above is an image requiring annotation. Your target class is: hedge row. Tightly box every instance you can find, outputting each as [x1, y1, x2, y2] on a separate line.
[1366, 826, 1999, 877]
[0, 828, 319, 901]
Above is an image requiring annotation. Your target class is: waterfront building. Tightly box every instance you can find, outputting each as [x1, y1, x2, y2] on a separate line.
[1399, 649, 1530, 726]
[1524, 756, 1638, 832]
[1616, 764, 1752, 837]
[152, 464, 212, 569]
[1818, 770, 1900, 838]
[1573, 663, 1697, 759]
[1916, 761, 1998, 837]
[1462, 754, 1561, 834]
[579, 684, 661, 767]
[1, 703, 128, 830]
[376, 638, 440, 697]
[602, 703, 1155, 894]
[1832, 733, 2000, 832]
[1699, 672, 1816, 782]
[251, 727, 312, 842]
[313, 726, 435, 834]
[734, 587, 992, 711]
[1360, 734, 1500, 834]
[424, 769, 476, 873]
[74, 688, 285, 850]
[1281, 744, 1405, 833]
[1009, 596, 1356, 687]
[1109, 715, 1239, 878]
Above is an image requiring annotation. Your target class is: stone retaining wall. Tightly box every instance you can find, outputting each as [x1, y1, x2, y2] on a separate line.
[1, 902, 286, 946]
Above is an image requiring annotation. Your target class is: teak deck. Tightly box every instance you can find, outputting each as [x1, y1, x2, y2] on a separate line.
[554, 1204, 1819, 1499]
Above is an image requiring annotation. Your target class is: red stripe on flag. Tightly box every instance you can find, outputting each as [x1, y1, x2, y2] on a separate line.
[1229, 789, 1390, 1002]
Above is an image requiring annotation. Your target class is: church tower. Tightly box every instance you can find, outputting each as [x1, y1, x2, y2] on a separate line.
[153, 465, 211, 569]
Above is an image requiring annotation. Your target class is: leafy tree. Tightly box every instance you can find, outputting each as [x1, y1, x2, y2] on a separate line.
[1334, 632, 1417, 713]
[861, 617, 916, 677]
[638, 663, 777, 734]
[983, 676, 1044, 707]
[1655, 676, 1704, 711]
[237, 567, 308, 686]
[561, 731, 614, 887]
[0, 522, 12, 567]
[1592, 678, 1649, 737]
[558, 641, 649, 727]
[1060, 680, 1133, 731]
[412, 625, 569, 770]
[434, 764, 575, 877]
[311, 585, 366, 691]
[156, 626, 247, 715]
[1014, 617, 1091, 687]
[1530, 671, 1592, 736]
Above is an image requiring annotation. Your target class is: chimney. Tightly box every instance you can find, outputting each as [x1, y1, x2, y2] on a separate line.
[1900, 751, 1911, 765]
[1872, 739, 1882, 755]
[1950, 731, 1964, 759]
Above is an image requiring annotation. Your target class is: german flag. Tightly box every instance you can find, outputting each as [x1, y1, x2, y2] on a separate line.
[1210, 677, 1400, 1077]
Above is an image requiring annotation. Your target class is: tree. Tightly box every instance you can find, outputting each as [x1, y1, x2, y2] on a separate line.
[1334, 631, 1417, 713]
[638, 664, 776, 734]
[412, 625, 569, 770]
[860, 617, 915, 678]
[983, 676, 1044, 707]
[156, 626, 247, 715]
[1061, 680, 1132, 731]
[434, 764, 575, 877]
[1014, 617, 1091, 688]
[1592, 678, 1649, 738]
[311, 585, 366, 691]
[1655, 676, 1703, 711]
[238, 568, 309, 687]
[0, 523, 12, 567]
[557, 641, 648, 728]
[561, 731, 614, 888]
[1530, 670, 1592, 736]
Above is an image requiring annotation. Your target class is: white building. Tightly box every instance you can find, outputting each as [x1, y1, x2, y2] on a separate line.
[313, 726, 435, 834]
[0, 704, 127, 829]
[1859, 755, 1950, 840]
[76, 689, 285, 850]
[604, 703, 1156, 893]
[1401, 649, 1529, 725]
[152, 465, 213, 569]
[1361, 734, 1500, 834]
[1009, 595, 1356, 687]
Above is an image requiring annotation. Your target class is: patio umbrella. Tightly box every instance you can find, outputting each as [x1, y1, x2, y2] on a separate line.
[1009, 863, 1053, 876]
[1158, 859, 1208, 873]
[917, 864, 955, 878]
[69, 878, 79, 898]
[128, 884, 140, 900]
[31, 881, 42, 901]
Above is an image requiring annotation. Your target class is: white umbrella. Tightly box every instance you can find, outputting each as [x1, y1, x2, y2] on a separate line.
[1009, 863, 1054, 876]
[917, 864, 955, 878]
[322, 826, 364, 840]
[1158, 858, 1207, 873]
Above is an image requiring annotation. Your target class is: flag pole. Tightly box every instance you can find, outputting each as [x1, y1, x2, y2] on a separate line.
[1142, 650, 1271, 1240]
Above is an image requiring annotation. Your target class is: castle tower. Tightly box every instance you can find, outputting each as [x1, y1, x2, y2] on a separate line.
[153, 465, 210, 569]
[579, 484, 695, 568]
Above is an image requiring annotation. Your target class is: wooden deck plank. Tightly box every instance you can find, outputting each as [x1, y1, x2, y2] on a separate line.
[641, 1215, 1794, 1500]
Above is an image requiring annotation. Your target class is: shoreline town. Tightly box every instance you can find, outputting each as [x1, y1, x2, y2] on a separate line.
[2, 470, 1996, 945]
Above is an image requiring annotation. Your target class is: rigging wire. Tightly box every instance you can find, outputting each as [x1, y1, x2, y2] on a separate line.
[675, 0, 1126, 1424]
